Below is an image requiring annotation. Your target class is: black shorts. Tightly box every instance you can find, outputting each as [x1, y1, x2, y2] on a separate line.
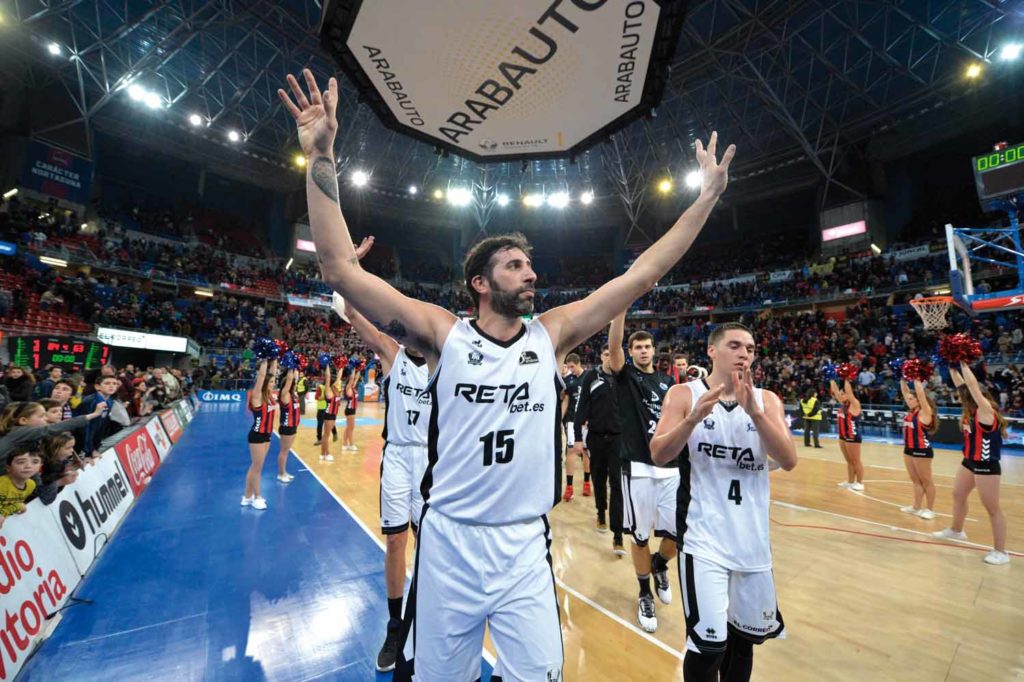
[961, 458, 1001, 476]
[324, 413, 338, 421]
[344, 407, 356, 416]
[842, 436, 862, 444]
[248, 431, 271, 444]
[903, 447, 934, 459]
[278, 425, 297, 436]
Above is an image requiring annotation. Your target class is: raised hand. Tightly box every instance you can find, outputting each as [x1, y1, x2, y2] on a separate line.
[277, 68, 339, 157]
[354, 236, 375, 261]
[733, 368, 762, 417]
[689, 383, 726, 424]
[694, 131, 736, 200]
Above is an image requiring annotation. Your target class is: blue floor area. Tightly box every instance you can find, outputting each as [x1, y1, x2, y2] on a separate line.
[20, 405, 492, 681]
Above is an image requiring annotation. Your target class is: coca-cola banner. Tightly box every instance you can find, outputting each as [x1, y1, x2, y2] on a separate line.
[46, 452, 136, 575]
[159, 408, 182, 444]
[112, 427, 161, 497]
[0, 501, 82, 681]
[144, 417, 172, 461]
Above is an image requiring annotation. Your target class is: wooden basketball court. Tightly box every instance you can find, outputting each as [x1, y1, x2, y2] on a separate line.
[293, 403, 1023, 681]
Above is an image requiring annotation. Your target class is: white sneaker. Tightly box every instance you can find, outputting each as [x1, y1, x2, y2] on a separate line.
[900, 506, 920, 514]
[653, 570, 672, 605]
[277, 474, 293, 484]
[850, 482, 865, 491]
[346, 445, 358, 452]
[637, 594, 658, 633]
[917, 509, 936, 520]
[983, 550, 1010, 566]
[837, 482, 852, 489]
[251, 497, 267, 510]
[324, 454, 335, 462]
[240, 495, 254, 507]
[932, 528, 967, 541]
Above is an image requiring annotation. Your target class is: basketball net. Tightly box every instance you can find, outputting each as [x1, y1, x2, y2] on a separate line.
[910, 296, 953, 331]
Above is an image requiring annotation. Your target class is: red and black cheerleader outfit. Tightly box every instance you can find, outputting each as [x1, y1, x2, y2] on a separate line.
[248, 392, 277, 444]
[279, 391, 301, 436]
[962, 414, 1002, 475]
[903, 409, 933, 458]
[837, 405, 862, 443]
[324, 391, 342, 421]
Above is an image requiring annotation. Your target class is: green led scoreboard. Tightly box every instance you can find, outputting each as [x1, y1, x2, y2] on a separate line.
[7, 335, 111, 371]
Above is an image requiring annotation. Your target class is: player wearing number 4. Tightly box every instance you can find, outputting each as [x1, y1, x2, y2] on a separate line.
[278, 67, 734, 681]
[651, 323, 797, 682]
[331, 240, 431, 673]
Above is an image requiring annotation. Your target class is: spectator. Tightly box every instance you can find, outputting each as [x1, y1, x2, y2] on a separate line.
[75, 375, 123, 455]
[34, 366, 63, 400]
[3, 366, 36, 402]
[27, 432, 80, 506]
[0, 448, 42, 525]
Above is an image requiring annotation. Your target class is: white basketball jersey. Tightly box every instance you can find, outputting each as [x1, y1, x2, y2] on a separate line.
[424, 318, 563, 524]
[679, 380, 773, 571]
[382, 347, 431, 446]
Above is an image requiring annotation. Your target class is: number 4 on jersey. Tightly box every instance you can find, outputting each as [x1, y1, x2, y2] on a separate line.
[728, 479, 742, 505]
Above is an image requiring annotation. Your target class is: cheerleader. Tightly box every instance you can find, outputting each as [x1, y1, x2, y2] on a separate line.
[830, 378, 864, 490]
[933, 362, 1010, 565]
[242, 359, 277, 510]
[341, 364, 360, 452]
[321, 364, 342, 462]
[276, 368, 300, 483]
[898, 378, 938, 519]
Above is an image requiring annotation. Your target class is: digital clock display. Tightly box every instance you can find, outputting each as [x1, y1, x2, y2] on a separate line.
[7, 335, 111, 371]
[972, 141, 1024, 202]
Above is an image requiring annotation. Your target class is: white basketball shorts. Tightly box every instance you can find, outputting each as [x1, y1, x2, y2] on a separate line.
[622, 472, 679, 544]
[380, 442, 427, 535]
[564, 422, 578, 448]
[678, 552, 785, 654]
[395, 509, 563, 682]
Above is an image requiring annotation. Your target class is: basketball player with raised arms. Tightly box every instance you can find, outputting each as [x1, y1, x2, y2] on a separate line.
[650, 322, 797, 682]
[331, 241, 432, 673]
[278, 69, 735, 681]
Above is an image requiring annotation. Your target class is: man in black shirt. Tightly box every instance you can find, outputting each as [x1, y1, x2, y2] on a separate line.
[575, 344, 625, 555]
[561, 353, 590, 501]
[610, 312, 678, 634]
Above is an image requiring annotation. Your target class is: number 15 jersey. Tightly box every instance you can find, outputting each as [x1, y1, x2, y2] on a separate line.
[679, 380, 773, 572]
[423, 318, 563, 524]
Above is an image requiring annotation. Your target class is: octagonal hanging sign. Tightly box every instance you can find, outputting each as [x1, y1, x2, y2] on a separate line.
[320, 0, 686, 162]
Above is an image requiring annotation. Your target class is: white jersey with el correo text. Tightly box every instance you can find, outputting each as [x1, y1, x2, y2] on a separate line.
[381, 346, 431, 446]
[679, 380, 773, 571]
[424, 318, 563, 524]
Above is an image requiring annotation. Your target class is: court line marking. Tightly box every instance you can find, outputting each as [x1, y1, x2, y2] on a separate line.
[844, 488, 976, 522]
[772, 500, 1022, 556]
[797, 454, 1024, 487]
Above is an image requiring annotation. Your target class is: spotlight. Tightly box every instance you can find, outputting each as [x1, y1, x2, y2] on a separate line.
[523, 193, 544, 208]
[685, 170, 702, 188]
[227, 130, 241, 142]
[293, 154, 306, 168]
[496, 193, 510, 207]
[1000, 43, 1022, 61]
[657, 178, 673, 194]
[580, 191, 594, 205]
[128, 84, 145, 101]
[351, 170, 368, 187]
[447, 187, 473, 207]
[285, 257, 294, 270]
[47, 42, 62, 56]
[965, 63, 982, 79]
[432, 189, 444, 200]
[80, 223, 88, 230]
[547, 192, 570, 209]
[870, 243, 882, 255]
[142, 91, 163, 109]
[3, 189, 18, 199]
[188, 113, 203, 127]
[408, 185, 418, 195]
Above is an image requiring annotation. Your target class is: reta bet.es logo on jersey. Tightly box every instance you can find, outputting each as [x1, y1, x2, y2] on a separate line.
[453, 382, 545, 413]
[696, 442, 766, 471]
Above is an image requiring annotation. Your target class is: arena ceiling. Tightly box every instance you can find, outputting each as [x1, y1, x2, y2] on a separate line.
[3, 0, 1023, 228]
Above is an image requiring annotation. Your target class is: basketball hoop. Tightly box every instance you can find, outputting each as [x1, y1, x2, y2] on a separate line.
[910, 296, 953, 331]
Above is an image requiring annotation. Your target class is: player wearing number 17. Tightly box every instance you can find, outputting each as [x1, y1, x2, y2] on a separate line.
[650, 323, 797, 682]
[277, 68, 736, 682]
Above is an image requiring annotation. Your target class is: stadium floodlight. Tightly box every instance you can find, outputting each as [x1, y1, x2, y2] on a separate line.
[523, 193, 544, 208]
[432, 189, 444, 200]
[293, 154, 306, 168]
[142, 91, 163, 109]
[351, 170, 369, 187]
[496, 193, 510, 207]
[580, 191, 594, 205]
[227, 130, 241, 142]
[3, 189, 17, 199]
[870, 243, 882, 255]
[285, 258, 294, 270]
[128, 84, 145, 101]
[408, 185, 418, 195]
[547, 191, 570, 208]
[1000, 43, 1022, 61]
[447, 187, 473, 207]
[685, 170, 702, 188]
[194, 288, 214, 297]
[657, 178, 673, 194]
[189, 113, 203, 127]
[965, 63, 982, 79]
[40, 256, 67, 268]
[80, 223, 88, 230]
[47, 42, 62, 56]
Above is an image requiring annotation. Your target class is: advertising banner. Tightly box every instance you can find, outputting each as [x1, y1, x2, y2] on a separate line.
[0, 501, 82, 681]
[19, 140, 94, 205]
[892, 244, 931, 262]
[144, 417, 172, 460]
[172, 401, 189, 426]
[112, 427, 161, 497]
[197, 390, 245, 403]
[159, 409, 183, 444]
[47, 452, 136, 575]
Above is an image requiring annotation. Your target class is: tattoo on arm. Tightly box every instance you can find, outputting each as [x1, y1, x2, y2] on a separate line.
[311, 156, 339, 202]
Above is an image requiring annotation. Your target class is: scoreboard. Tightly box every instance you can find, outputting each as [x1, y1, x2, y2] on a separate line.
[7, 335, 111, 371]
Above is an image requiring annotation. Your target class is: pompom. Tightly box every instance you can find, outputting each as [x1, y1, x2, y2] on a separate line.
[888, 358, 905, 376]
[821, 362, 838, 381]
[901, 358, 934, 383]
[318, 352, 332, 369]
[253, 336, 279, 360]
[295, 353, 309, 372]
[333, 354, 346, 369]
[938, 333, 982, 365]
[274, 339, 289, 358]
[279, 351, 299, 370]
[837, 362, 859, 382]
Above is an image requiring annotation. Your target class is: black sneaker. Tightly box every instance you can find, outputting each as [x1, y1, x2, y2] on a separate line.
[376, 621, 401, 672]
